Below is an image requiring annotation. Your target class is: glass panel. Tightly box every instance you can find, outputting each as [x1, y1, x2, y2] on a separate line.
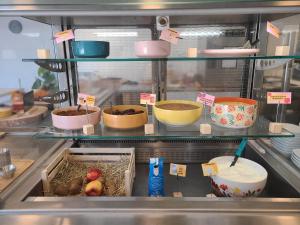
[253, 14, 300, 125]
[36, 116, 294, 140]
[74, 28, 153, 107]
[0, 16, 68, 130]
[23, 55, 300, 62]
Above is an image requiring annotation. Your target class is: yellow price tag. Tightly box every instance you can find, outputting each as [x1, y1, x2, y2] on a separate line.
[201, 163, 218, 176]
[170, 163, 187, 177]
[77, 93, 96, 106]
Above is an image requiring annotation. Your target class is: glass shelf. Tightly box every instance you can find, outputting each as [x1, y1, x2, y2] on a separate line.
[23, 55, 300, 63]
[35, 116, 294, 141]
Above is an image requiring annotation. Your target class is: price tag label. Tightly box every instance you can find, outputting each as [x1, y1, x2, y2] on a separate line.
[267, 21, 281, 39]
[140, 93, 156, 105]
[159, 28, 180, 44]
[267, 92, 292, 104]
[173, 192, 183, 197]
[196, 92, 215, 107]
[144, 123, 154, 135]
[54, 29, 74, 43]
[170, 163, 187, 177]
[77, 93, 96, 106]
[201, 163, 218, 176]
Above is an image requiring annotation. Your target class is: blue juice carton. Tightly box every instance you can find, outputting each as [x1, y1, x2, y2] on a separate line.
[148, 157, 164, 197]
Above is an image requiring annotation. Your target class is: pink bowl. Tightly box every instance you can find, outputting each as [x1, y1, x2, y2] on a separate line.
[51, 106, 101, 130]
[135, 40, 171, 58]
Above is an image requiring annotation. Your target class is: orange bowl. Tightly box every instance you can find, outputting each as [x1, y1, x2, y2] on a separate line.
[102, 105, 148, 129]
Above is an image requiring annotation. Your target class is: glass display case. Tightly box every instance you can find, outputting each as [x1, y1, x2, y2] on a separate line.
[0, 1, 300, 224]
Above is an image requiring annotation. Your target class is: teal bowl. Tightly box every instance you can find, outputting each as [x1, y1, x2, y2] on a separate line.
[71, 41, 110, 58]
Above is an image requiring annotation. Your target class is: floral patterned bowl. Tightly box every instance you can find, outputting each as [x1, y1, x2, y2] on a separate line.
[210, 97, 257, 128]
[209, 156, 268, 197]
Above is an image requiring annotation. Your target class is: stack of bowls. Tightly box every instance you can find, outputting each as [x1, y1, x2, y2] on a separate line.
[291, 149, 300, 169]
[271, 123, 300, 157]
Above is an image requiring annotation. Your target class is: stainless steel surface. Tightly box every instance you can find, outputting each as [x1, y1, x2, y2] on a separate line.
[0, 140, 298, 224]
[1, 1, 300, 16]
[1, 211, 300, 225]
[0, 134, 64, 200]
[252, 139, 300, 193]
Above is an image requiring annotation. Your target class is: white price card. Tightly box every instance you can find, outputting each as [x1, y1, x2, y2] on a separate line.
[159, 28, 180, 44]
[140, 93, 156, 105]
[77, 93, 96, 106]
[196, 92, 215, 107]
[54, 29, 74, 44]
[170, 163, 187, 177]
[144, 123, 154, 135]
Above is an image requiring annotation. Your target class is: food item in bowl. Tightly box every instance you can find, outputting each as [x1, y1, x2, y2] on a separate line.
[111, 108, 144, 115]
[103, 105, 148, 129]
[135, 40, 171, 58]
[55, 109, 96, 116]
[217, 161, 265, 183]
[210, 97, 257, 128]
[156, 103, 199, 110]
[209, 156, 268, 197]
[153, 100, 203, 126]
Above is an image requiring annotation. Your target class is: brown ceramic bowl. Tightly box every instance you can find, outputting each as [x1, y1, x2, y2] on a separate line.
[102, 105, 148, 129]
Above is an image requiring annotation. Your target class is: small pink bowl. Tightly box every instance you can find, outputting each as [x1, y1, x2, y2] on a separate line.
[135, 40, 171, 58]
[51, 106, 101, 130]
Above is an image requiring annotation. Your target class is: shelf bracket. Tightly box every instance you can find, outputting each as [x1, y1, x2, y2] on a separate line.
[255, 58, 292, 70]
[34, 60, 66, 72]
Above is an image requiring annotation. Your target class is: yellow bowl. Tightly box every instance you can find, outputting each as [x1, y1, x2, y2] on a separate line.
[153, 100, 203, 126]
[103, 105, 148, 129]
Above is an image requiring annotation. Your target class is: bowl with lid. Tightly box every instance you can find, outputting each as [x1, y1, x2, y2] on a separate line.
[210, 97, 258, 128]
[209, 156, 268, 197]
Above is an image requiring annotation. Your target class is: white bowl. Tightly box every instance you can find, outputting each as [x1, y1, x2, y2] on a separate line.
[209, 156, 268, 197]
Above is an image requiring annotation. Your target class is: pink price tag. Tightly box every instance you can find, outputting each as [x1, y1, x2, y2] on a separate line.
[196, 92, 215, 107]
[267, 92, 291, 104]
[77, 93, 96, 106]
[267, 22, 281, 39]
[54, 29, 74, 44]
[140, 93, 156, 105]
[159, 28, 180, 45]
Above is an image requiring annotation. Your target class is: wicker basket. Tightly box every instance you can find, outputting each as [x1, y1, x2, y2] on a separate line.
[41, 148, 135, 196]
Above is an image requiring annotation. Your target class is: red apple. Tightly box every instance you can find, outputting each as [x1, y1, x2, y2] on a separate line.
[85, 180, 103, 196]
[86, 168, 102, 182]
